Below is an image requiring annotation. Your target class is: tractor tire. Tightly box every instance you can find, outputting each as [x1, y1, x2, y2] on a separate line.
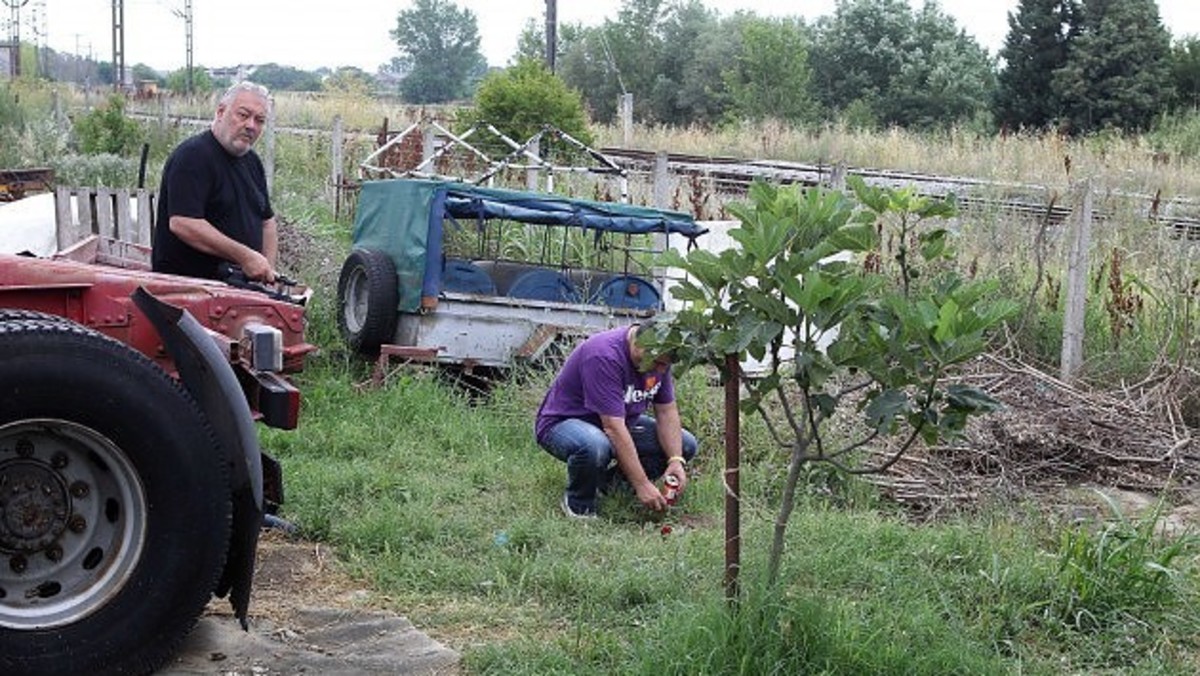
[337, 248, 399, 355]
[0, 318, 232, 676]
[0, 309, 68, 323]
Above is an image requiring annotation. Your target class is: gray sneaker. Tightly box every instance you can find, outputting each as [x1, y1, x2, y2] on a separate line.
[561, 493, 598, 520]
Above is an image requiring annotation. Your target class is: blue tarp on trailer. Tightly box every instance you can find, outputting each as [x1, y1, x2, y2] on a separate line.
[351, 178, 706, 312]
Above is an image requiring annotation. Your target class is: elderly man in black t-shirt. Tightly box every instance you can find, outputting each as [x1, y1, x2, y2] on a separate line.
[152, 81, 278, 282]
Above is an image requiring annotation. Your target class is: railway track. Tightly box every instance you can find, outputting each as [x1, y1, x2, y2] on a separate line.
[599, 147, 1200, 240]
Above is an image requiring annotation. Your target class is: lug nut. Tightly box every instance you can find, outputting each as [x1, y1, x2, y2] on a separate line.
[51, 452, 68, 469]
[10, 554, 27, 574]
[68, 515, 87, 533]
[45, 545, 63, 563]
[69, 481, 89, 499]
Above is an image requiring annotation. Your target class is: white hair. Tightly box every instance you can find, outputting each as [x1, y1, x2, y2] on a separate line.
[219, 80, 270, 105]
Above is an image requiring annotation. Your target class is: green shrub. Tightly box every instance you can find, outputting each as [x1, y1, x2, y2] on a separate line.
[456, 57, 594, 161]
[73, 94, 145, 156]
[51, 153, 139, 188]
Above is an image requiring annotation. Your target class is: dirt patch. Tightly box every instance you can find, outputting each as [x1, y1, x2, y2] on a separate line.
[159, 531, 461, 675]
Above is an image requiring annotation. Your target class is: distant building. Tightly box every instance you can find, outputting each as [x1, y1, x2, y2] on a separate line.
[207, 64, 257, 83]
[135, 80, 159, 99]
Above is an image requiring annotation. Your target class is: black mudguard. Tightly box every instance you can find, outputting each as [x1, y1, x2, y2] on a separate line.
[132, 287, 263, 630]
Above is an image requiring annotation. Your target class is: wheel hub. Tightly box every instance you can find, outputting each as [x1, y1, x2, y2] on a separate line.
[0, 459, 70, 553]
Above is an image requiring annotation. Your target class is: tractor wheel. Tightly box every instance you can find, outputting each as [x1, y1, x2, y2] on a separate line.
[337, 248, 399, 355]
[0, 309, 68, 323]
[0, 318, 232, 676]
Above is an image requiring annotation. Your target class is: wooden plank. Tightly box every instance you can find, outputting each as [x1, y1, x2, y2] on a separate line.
[114, 188, 133, 243]
[76, 190, 93, 240]
[135, 188, 154, 244]
[54, 186, 75, 251]
[92, 189, 114, 239]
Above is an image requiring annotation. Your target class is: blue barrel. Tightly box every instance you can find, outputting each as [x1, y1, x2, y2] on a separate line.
[591, 275, 660, 309]
[442, 259, 496, 295]
[507, 268, 580, 303]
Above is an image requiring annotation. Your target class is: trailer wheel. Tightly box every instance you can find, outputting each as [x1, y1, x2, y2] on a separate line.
[337, 248, 399, 355]
[0, 319, 231, 676]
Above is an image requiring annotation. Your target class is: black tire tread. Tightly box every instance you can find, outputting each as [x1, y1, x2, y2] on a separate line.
[337, 248, 399, 355]
[0, 319, 233, 676]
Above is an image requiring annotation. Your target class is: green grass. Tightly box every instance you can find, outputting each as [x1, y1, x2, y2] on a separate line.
[260, 345, 1200, 675]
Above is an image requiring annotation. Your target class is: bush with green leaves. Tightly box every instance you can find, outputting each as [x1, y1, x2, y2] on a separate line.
[0, 84, 28, 166]
[72, 94, 145, 156]
[456, 57, 593, 162]
[656, 178, 1019, 584]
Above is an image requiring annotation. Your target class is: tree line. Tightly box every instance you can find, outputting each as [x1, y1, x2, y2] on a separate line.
[394, 0, 1198, 137]
[14, 0, 1196, 139]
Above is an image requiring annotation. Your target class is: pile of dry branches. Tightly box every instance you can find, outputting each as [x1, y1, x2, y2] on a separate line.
[869, 353, 1200, 515]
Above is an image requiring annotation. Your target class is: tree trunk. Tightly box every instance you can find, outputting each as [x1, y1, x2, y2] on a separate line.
[767, 439, 808, 586]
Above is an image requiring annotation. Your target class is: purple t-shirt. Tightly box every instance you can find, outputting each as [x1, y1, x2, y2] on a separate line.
[535, 326, 675, 443]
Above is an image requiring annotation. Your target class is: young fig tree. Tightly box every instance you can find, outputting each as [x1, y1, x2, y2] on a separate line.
[654, 178, 1018, 584]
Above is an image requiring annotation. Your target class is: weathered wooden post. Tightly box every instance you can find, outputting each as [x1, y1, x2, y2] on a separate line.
[829, 163, 847, 191]
[329, 115, 344, 204]
[263, 101, 277, 196]
[526, 138, 541, 192]
[422, 125, 437, 168]
[620, 93, 633, 147]
[1061, 178, 1094, 382]
[652, 151, 670, 209]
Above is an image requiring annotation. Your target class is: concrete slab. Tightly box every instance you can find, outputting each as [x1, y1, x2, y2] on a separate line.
[157, 533, 461, 675]
[161, 607, 460, 675]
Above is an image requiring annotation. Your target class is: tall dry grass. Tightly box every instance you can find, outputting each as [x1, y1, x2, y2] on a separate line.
[598, 120, 1200, 202]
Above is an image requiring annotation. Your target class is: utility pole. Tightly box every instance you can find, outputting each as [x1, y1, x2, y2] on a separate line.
[111, 0, 124, 91]
[544, 0, 556, 73]
[171, 0, 193, 95]
[30, 0, 44, 79]
[3, 0, 29, 79]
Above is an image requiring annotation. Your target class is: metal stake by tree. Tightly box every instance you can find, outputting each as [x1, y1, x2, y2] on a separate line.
[724, 354, 741, 603]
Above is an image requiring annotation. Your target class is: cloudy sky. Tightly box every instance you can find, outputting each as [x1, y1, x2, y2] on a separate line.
[32, 0, 1200, 73]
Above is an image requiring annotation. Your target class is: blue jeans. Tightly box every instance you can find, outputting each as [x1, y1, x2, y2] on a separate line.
[539, 414, 699, 514]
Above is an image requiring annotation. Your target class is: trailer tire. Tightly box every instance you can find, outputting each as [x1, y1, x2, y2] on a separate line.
[337, 248, 399, 355]
[0, 319, 232, 676]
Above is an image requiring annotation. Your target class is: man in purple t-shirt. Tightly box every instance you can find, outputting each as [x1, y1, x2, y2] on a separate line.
[536, 323, 698, 518]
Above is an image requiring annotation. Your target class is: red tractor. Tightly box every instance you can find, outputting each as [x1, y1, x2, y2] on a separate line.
[0, 249, 315, 676]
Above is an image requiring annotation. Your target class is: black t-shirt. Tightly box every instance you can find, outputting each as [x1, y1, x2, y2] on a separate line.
[152, 130, 275, 280]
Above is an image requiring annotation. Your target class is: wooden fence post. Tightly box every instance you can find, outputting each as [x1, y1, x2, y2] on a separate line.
[526, 138, 541, 192]
[263, 102, 277, 196]
[1061, 178, 1094, 382]
[620, 93, 633, 147]
[829, 163, 847, 191]
[653, 151, 670, 209]
[329, 115, 344, 204]
[422, 126, 437, 168]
